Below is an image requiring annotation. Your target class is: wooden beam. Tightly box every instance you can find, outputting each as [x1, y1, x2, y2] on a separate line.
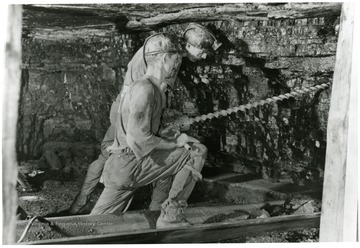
[24, 3, 341, 31]
[21, 213, 320, 244]
[342, 3, 359, 241]
[319, 2, 357, 242]
[26, 3, 218, 19]
[126, 3, 341, 31]
[23, 26, 115, 40]
[2, 5, 23, 245]
[17, 200, 299, 242]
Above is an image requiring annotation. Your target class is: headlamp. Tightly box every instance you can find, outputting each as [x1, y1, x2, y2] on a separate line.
[186, 42, 207, 59]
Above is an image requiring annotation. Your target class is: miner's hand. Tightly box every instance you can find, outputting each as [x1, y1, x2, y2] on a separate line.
[175, 133, 200, 148]
[159, 125, 180, 139]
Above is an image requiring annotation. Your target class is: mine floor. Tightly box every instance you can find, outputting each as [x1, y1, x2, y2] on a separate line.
[17, 164, 323, 243]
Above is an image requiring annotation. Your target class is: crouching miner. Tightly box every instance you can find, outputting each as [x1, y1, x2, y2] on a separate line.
[90, 33, 207, 229]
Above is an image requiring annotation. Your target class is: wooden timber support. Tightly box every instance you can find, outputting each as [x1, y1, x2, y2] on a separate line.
[2, 5, 23, 245]
[19, 212, 320, 244]
[24, 3, 342, 31]
[319, 2, 358, 242]
[125, 3, 342, 30]
[16, 200, 316, 244]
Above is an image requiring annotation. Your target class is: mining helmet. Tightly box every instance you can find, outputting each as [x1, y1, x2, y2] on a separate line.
[143, 33, 183, 88]
[183, 23, 222, 61]
[143, 33, 184, 64]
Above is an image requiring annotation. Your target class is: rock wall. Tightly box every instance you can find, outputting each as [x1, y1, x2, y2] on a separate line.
[18, 30, 144, 160]
[161, 17, 338, 184]
[18, 12, 339, 184]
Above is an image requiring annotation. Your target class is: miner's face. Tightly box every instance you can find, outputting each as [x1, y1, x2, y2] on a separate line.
[164, 53, 182, 80]
[185, 42, 208, 62]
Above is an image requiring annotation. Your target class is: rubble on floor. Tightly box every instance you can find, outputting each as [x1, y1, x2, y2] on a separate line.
[17, 157, 323, 243]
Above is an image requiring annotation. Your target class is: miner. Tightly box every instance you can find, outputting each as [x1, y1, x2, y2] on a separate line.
[69, 23, 221, 215]
[90, 33, 208, 229]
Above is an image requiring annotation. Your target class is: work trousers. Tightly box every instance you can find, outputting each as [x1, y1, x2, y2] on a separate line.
[90, 143, 207, 215]
[149, 177, 173, 210]
[69, 96, 182, 213]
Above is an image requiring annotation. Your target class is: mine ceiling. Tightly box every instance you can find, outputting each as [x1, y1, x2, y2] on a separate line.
[23, 3, 342, 32]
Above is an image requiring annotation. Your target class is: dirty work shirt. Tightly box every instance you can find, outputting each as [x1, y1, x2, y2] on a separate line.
[124, 47, 146, 87]
[99, 77, 192, 191]
[110, 47, 147, 126]
[110, 77, 163, 160]
[70, 47, 147, 214]
[91, 77, 207, 214]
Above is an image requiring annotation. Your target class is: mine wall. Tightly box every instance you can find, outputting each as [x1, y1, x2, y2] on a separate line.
[18, 4, 338, 187]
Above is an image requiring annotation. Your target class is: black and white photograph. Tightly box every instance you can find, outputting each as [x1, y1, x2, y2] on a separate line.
[1, 1, 358, 245]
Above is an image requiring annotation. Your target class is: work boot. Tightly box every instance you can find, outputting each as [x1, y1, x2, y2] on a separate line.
[156, 199, 191, 229]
